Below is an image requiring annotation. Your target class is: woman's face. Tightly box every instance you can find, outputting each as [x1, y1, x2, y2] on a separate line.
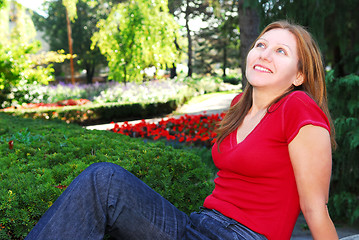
[246, 28, 303, 95]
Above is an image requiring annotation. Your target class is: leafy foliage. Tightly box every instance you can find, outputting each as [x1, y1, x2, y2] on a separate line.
[0, 1, 73, 108]
[328, 191, 359, 224]
[92, 0, 183, 83]
[168, 0, 212, 77]
[326, 72, 359, 223]
[1, 77, 238, 124]
[194, 0, 240, 76]
[4, 79, 194, 105]
[4, 76, 236, 108]
[0, 45, 74, 108]
[0, 42, 54, 107]
[2, 98, 182, 125]
[62, 0, 79, 22]
[32, 0, 110, 83]
[179, 76, 225, 94]
[0, 113, 214, 239]
[260, 0, 359, 76]
[92, 80, 193, 104]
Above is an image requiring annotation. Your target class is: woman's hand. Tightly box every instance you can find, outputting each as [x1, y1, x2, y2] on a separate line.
[289, 125, 339, 240]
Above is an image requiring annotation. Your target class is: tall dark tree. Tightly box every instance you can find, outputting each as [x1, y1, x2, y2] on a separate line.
[33, 0, 120, 83]
[168, 0, 211, 77]
[194, 1, 240, 76]
[209, 0, 260, 88]
[220, 13, 241, 77]
[184, 0, 193, 77]
[259, 0, 359, 77]
[237, 0, 260, 88]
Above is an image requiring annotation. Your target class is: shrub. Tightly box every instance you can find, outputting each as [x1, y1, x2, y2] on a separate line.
[0, 113, 214, 239]
[1, 99, 182, 125]
[179, 76, 223, 95]
[0, 76, 239, 125]
[93, 79, 193, 104]
[0, 44, 70, 109]
[222, 75, 241, 85]
[4, 78, 200, 107]
[326, 72, 359, 223]
[327, 191, 359, 224]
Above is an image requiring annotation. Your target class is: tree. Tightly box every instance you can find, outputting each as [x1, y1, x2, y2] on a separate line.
[237, 0, 260, 88]
[33, 0, 112, 83]
[63, 1, 76, 84]
[168, 0, 211, 77]
[194, 0, 240, 77]
[62, 0, 79, 84]
[204, 0, 259, 87]
[92, 0, 183, 83]
[0, 0, 10, 40]
[0, 0, 5, 9]
[259, 0, 359, 77]
[0, 0, 56, 107]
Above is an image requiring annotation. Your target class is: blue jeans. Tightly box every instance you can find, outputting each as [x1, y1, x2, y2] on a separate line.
[25, 162, 267, 240]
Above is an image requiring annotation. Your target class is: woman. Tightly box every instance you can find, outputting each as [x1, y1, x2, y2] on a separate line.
[26, 20, 338, 240]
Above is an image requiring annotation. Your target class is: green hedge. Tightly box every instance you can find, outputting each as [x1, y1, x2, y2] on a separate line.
[0, 113, 214, 239]
[1, 99, 183, 125]
[326, 72, 359, 224]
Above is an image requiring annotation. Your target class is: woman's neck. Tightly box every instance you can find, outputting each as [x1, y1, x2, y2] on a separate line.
[251, 89, 275, 114]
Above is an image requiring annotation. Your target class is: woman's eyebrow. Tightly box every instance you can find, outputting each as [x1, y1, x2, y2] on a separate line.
[279, 43, 294, 54]
[257, 37, 267, 42]
[280, 43, 292, 49]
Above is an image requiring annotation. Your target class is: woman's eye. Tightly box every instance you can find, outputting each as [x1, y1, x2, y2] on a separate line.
[277, 48, 287, 55]
[256, 42, 265, 48]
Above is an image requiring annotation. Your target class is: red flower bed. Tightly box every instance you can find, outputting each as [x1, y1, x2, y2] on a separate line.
[111, 112, 226, 148]
[1, 99, 91, 111]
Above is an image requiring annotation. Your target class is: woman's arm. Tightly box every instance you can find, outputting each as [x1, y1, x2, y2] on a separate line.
[289, 125, 338, 240]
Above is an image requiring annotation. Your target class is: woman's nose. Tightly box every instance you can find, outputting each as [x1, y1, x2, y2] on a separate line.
[259, 48, 273, 62]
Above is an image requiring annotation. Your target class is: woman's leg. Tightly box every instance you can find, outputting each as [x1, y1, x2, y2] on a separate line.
[25, 162, 190, 240]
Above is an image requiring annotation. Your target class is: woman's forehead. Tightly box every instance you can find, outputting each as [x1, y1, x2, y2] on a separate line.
[260, 29, 297, 48]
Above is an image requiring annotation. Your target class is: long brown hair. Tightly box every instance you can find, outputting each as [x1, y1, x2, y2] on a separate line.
[216, 20, 336, 149]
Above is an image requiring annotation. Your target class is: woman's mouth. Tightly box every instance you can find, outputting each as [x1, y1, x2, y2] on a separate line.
[254, 65, 272, 73]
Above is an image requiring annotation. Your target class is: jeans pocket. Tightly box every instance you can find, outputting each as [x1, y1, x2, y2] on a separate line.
[193, 208, 267, 240]
[228, 223, 268, 240]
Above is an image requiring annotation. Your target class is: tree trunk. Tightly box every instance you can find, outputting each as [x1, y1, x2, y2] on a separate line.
[238, 0, 260, 89]
[85, 61, 95, 84]
[223, 43, 227, 77]
[185, 0, 193, 77]
[334, 45, 344, 77]
[65, 9, 75, 85]
[170, 36, 180, 78]
[124, 65, 127, 85]
[170, 63, 177, 78]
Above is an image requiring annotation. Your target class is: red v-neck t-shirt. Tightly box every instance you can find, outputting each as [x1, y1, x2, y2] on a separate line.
[203, 91, 330, 240]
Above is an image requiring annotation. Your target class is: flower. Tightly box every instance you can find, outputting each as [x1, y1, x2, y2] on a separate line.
[54, 184, 68, 190]
[8, 140, 14, 150]
[111, 112, 226, 148]
[1, 99, 91, 111]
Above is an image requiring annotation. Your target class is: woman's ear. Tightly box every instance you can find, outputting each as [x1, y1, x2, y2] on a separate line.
[293, 72, 304, 86]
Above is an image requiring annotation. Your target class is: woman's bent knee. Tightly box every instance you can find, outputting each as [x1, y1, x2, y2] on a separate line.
[83, 162, 131, 184]
[85, 162, 124, 176]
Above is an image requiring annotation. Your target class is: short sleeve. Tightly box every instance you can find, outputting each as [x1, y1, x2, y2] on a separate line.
[282, 91, 330, 143]
[230, 93, 243, 107]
